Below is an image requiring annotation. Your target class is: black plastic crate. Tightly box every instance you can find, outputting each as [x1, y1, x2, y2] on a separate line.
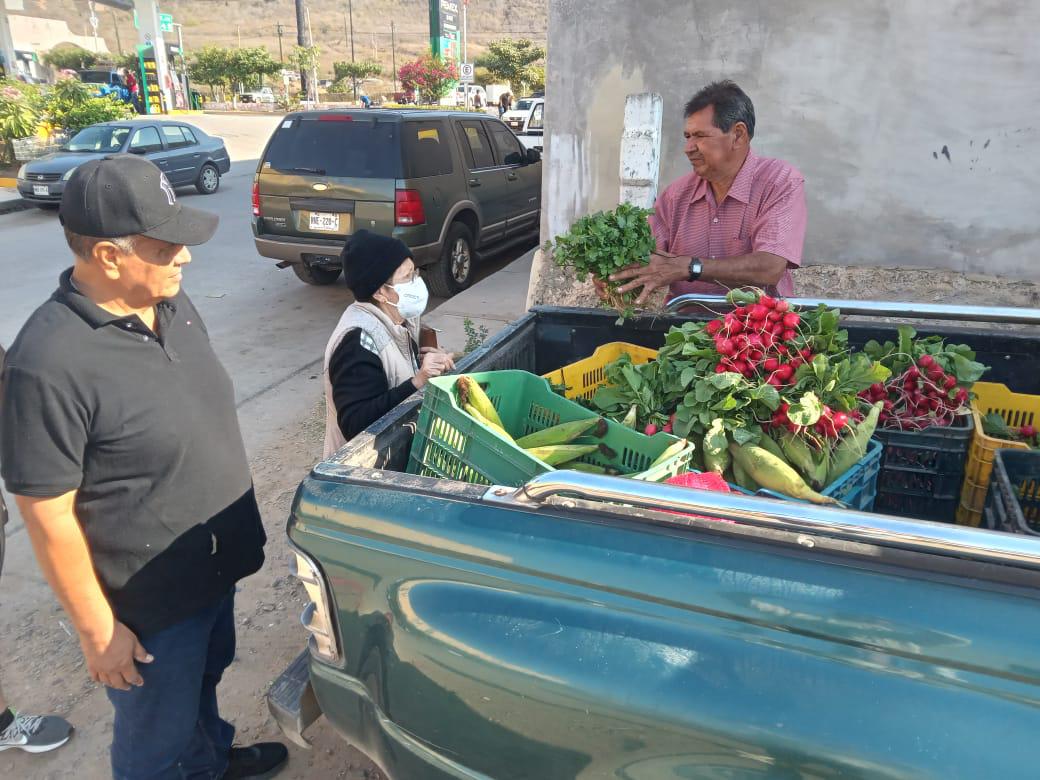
[873, 414, 974, 475]
[984, 450, 1040, 536]
[873, 492, 960, 523]
[876, 469, 964, 500]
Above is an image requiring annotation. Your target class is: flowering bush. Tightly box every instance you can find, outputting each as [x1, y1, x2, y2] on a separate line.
[0, 80, 42, 163]
[43, 79, 135, 135]
[398, 53, 458, 104]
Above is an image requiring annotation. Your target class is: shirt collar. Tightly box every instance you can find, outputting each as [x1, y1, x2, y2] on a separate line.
[687, 148, 757, 205]
[55, 268, 177, 330]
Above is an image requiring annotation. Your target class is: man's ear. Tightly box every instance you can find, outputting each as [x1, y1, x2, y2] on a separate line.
[731, 122, 749, 147]
[91, 241, 124, 280]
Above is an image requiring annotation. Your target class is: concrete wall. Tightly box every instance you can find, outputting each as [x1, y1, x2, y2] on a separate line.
[532, 0, 1040, 304]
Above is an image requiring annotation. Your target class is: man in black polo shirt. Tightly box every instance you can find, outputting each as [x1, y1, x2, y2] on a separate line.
[0, 155, 286, 779]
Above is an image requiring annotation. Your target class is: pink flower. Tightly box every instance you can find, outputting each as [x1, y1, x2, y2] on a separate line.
[1, 86, 20, 100]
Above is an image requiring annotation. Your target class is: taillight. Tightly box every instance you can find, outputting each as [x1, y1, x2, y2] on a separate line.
[292, 548, 340, 663]
[395, 189, 426, 226]
[251, 179, 261, 217]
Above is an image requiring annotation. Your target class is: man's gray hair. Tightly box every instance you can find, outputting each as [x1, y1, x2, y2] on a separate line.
[684, 80, 756, 140]
[63, 227, 137, 260]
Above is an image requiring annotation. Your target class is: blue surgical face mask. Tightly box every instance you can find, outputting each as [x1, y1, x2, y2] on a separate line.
[387, 277, 429, 320]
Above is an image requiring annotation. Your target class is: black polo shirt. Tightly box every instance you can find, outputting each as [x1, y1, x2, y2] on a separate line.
[0, 270, 265, 637]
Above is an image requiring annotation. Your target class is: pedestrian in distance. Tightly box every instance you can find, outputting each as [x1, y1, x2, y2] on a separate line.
[0, 155, 287, 780]
[0, 354, 75, 756]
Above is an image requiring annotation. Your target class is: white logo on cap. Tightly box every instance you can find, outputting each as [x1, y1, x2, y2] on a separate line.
[159, 172, 176, 206]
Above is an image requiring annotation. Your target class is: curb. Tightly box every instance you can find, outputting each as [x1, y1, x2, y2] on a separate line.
[0, 177, 17, 187]
[0, 198, 30, 216]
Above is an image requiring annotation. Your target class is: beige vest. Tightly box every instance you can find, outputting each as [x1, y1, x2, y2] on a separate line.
[323, 302, 419, 458]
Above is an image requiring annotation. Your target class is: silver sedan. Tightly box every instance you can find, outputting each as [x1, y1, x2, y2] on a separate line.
[16, 119, 232, 208]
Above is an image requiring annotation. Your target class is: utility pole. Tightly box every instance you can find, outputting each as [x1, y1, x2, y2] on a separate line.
[305, 5, 318, 103]
[237, 25, 241, 48]
[294, 0, 310, 101]
[276, 22, 284, 63]
[347, 0, 356, 100]
[111, 10, 123, 55]
[391, 20, 397, 94]
[462, 0, 469, 109]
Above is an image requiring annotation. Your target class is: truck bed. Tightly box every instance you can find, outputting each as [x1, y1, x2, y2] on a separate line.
[282, 306, 1040, 779]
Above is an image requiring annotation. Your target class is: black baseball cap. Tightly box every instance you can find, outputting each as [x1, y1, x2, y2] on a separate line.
[59, 153, 218, 246]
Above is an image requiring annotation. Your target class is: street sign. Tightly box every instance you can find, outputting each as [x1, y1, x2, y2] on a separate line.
[159, 13, 174, 33]
[459, 62, 474, 82]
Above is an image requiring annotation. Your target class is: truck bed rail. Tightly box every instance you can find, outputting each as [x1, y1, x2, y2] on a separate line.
[489, 470, 1040, 570]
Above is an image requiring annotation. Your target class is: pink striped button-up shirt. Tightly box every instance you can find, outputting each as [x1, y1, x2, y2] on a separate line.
[649, 149, 806, 299]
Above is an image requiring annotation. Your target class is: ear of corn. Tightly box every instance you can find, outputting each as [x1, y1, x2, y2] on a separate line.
[756, 434, 787, 464]
[648, 438, 689, 469]
[457, 375, 505, 429]
[515, 417, 605, 449]
[524, 443, 601, 466]
[825, 401, 882, 487]
[729, 442, 841, 506]
[566, 462, 610, 475]
[621, 404, 638, 429]
[463, 403, 513, 442]
[703, 419, 730, 475]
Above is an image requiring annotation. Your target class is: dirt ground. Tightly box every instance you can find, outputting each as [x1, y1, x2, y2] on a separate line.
[0, 393, 386, 780]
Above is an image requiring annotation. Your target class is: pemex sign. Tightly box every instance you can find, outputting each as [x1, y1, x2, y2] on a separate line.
[428, 0, 461, 62]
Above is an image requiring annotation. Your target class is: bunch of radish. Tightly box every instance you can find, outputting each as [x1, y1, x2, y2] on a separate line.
[706, 295, 811, 387]
[769, 402, 861, 438]
[859, 354, 972, 431]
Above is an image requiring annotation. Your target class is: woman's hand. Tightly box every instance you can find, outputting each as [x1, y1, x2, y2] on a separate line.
[413, 350, 454, 389]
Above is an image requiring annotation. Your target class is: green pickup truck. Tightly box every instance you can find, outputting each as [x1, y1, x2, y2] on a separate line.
[269, 301, 1040, 779]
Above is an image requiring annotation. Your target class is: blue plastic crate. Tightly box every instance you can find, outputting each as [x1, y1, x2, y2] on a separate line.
[729, 438, 884, 511]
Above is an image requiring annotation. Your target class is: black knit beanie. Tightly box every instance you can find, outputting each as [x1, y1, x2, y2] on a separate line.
[341, 229, 414, 301]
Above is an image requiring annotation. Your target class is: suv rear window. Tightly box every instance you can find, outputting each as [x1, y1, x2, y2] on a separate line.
[402, 121, 453, 178]
[263, 117, 402, 178]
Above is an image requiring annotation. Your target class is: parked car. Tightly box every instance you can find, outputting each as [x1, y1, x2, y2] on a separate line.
[16, 119, 232, 208]
[452, 84, 487, 107]
[268, 302, 1040, 778]
[251, 109, 542, 296]
[240, 86, 276, 103]
[502, 97, 545, 134]
[78, 68, 130, 101]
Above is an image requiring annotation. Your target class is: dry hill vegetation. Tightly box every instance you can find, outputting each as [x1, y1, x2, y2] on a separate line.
[19, 0, 546, 81]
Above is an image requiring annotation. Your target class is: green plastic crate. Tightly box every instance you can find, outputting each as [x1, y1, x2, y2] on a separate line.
[408, 370, 695, 487]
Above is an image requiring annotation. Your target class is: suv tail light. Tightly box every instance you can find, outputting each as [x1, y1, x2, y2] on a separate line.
[395, 189, 426, 226]
[251, 179, 261, 217]
[292, 547, 340, 663]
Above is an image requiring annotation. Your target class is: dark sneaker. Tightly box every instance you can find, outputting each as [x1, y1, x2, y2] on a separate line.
[223, 742, 288, 779]
[0, 712, 73, 753]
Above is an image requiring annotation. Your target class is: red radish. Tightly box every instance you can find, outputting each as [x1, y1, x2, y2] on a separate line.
[663, 423, 673, 434]
[919, 355, 935, 368]
[800, 348, 813, 360]
[944, 374, 957, 389]
[717, 338, 736, 356]
[782, 312, 801, 328]
[763, 357, 780, 372]
[776, 344, 789, 355]
[749, 304, 769, 321]
[644, 423, 658, 436]
[768, 311, 783, 323]
[782, 329, 798, 342]
[767, 373, 783, 387]
[706, 319, 723, 335]
[832, 411, 850, 429]
[1022, 425, 1037, 438]
[733, 360, 749, 375]
[714, 363, 728, 374]
[788, 358, 803, 371]
[774, 300, 790, 313]
[759, 295, 777, 308]
[728, 320, 745, 335]
[734, 306, 748, 317]
[775, 364, 794, 381]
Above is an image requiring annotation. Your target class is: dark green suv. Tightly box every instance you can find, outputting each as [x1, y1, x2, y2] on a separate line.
[251, 110, 542, 296]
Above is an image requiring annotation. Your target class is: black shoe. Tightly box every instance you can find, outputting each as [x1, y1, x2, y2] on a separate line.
[223, 742, 288, 779]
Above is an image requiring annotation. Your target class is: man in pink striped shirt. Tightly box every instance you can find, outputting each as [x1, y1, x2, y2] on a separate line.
[609, 81, 806, 304]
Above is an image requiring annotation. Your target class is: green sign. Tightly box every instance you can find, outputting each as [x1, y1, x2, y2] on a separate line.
[159, 13, 174, 33]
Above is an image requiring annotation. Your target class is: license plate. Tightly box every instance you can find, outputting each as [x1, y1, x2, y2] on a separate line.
[33, 184, 49, 196]
[308, 212, 340, 232]
[509, 121, 522, 129]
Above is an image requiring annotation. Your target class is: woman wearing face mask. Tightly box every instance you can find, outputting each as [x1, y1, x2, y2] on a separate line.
[323, 230, 455, 456]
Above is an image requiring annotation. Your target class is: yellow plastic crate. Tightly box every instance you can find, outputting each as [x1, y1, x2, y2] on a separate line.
[542, 342, 659, 401]
[956, 382, 1040, 527]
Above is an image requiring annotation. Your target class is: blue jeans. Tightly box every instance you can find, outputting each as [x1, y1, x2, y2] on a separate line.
[107, 590, 236, 780]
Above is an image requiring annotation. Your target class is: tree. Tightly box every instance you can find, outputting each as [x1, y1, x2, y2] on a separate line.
[332, 59, 382, 99]
[289, 45, 321, 99]
[189, 46, 232, 99]
[473, 65, 494, 87]
[115, 51, 141, 73]
[228, 47, 280, 91]
[475, 38, 545, 95]
[398, 53, 457, 104]
[43, 78, 134, 134]
[43, 44, 98, 71]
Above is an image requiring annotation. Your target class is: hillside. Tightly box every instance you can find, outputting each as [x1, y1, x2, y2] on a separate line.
[17, 0, 546, 79]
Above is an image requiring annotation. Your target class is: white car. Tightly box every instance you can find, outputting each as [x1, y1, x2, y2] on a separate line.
[240, 86, 276, 104]
[453, 84, 487, 107]
[502, 98, 544, 150]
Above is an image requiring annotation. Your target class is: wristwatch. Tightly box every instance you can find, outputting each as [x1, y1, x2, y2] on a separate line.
[687, 257, 703, 282]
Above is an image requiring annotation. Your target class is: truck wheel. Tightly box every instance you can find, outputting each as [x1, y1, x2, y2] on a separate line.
[292, 262, 341, 286]
[195, 164, 220, 195]
[424, 222, 475, 298]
